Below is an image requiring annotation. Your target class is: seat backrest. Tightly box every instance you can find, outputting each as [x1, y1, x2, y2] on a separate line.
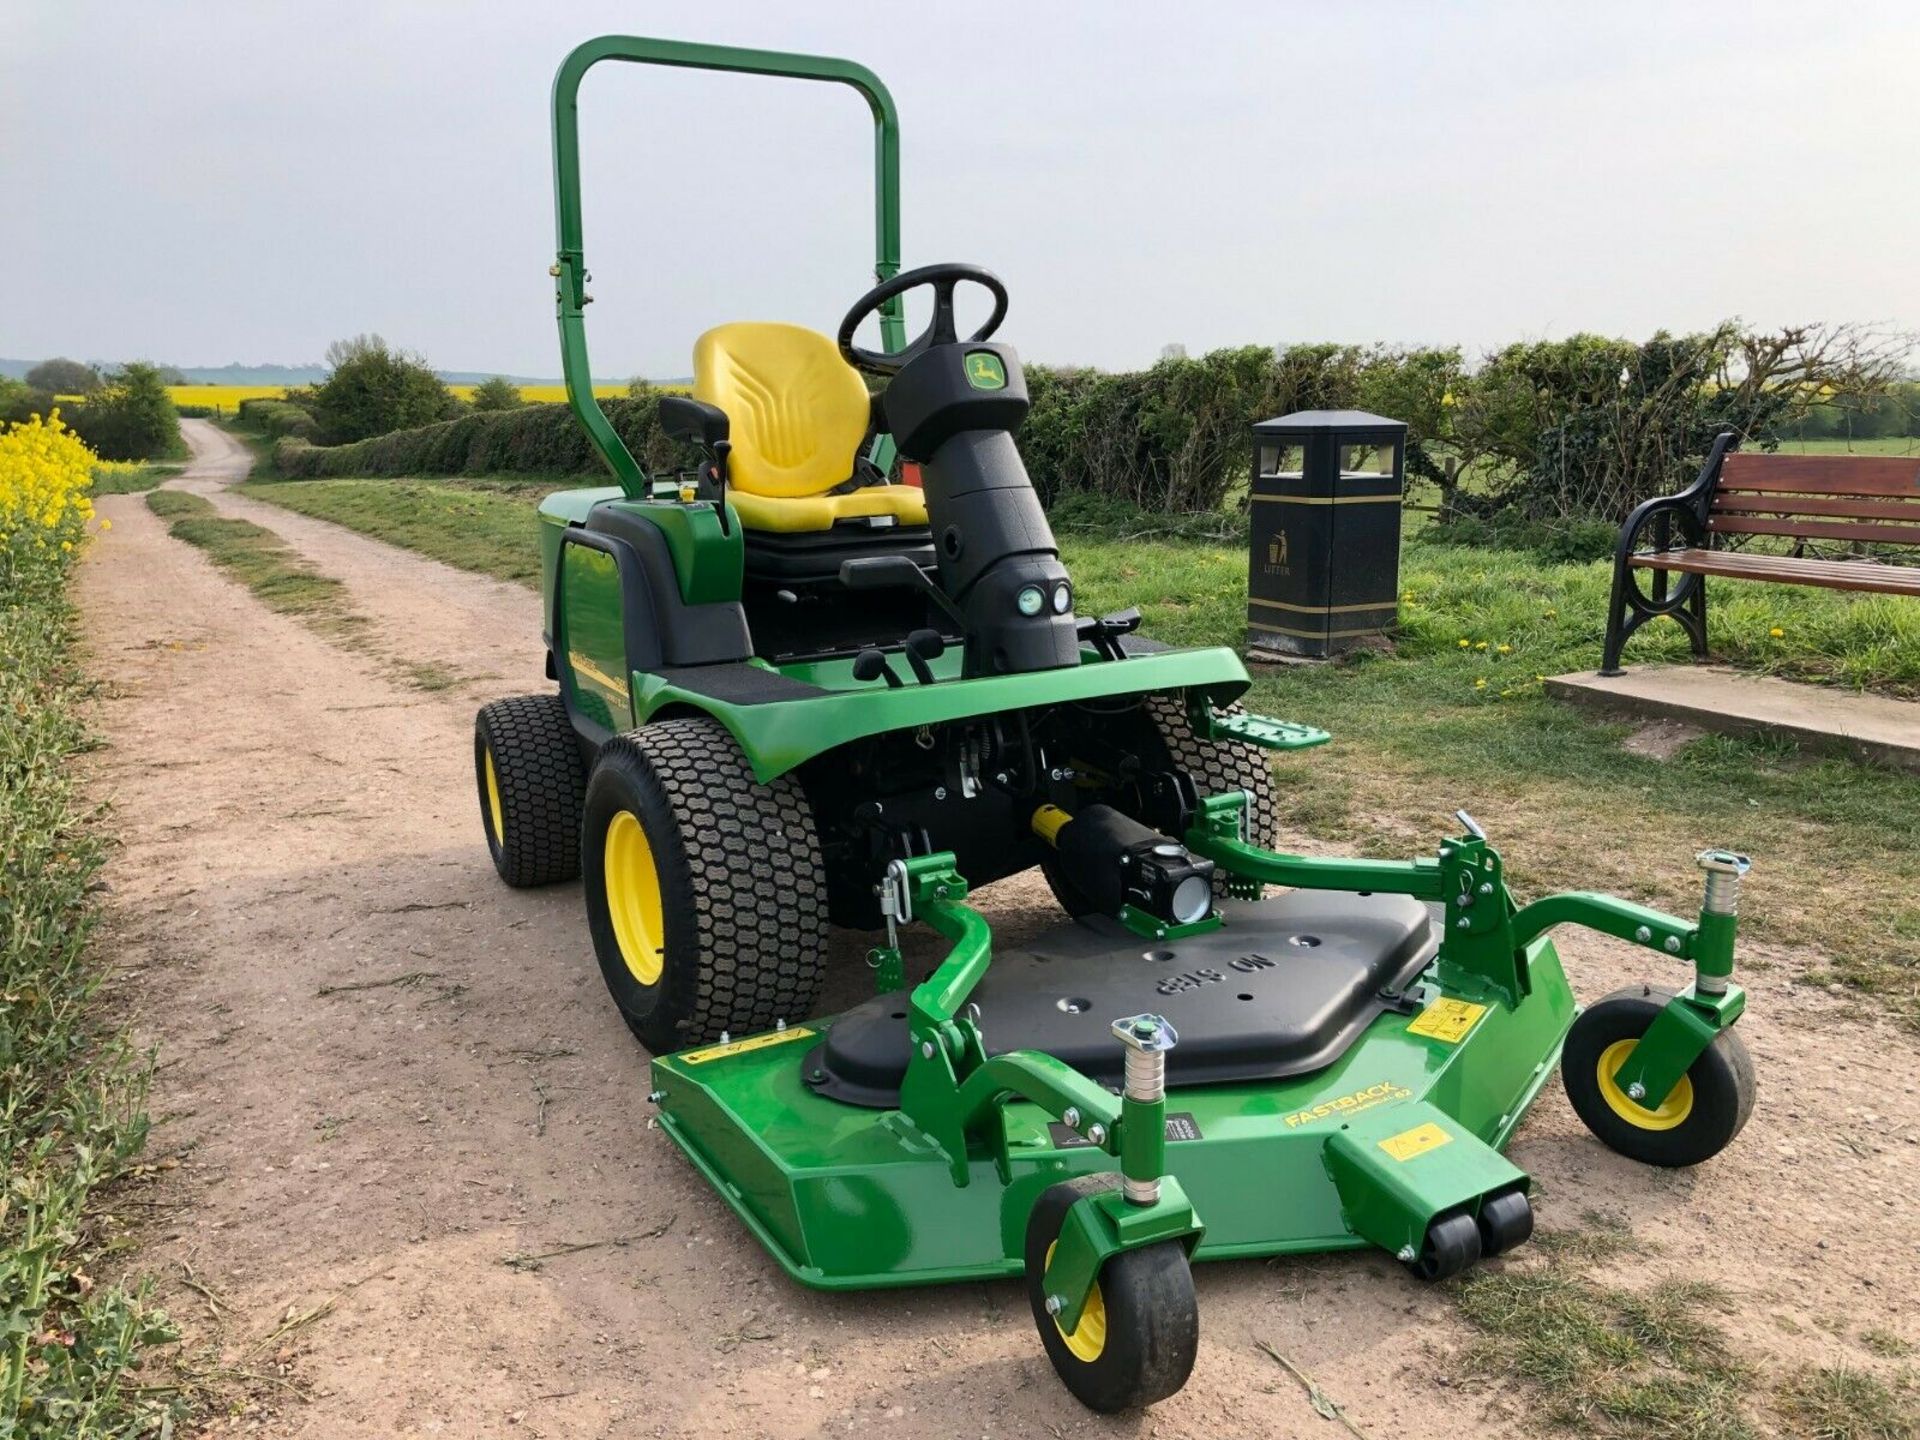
[692, 322, 871, 499]
[1711, 452, 1920, 550]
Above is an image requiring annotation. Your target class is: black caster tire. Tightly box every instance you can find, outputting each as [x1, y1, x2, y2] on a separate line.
[475, 693, 585, 887]
[1411, 1211, 1482, 1281]
[1477, 1189, 1534, 1258]
[582, 717, 828, 1054]
[1562, 986, 1756, 1168]
[1024, 1175, 1198, 1412]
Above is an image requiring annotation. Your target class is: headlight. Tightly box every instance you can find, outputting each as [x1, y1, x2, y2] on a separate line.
[1016, 584, 1046, 616]
[1052, 582, 1073, 614]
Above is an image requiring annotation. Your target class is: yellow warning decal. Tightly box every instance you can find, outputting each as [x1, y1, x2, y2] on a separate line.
[1379, 1121, 1454, 1162]
[1407, 998, 1488, 1045]
[680, 1027, 816, 1065]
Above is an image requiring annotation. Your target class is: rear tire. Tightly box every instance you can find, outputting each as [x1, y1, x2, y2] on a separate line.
[581, 716, 828, 1053]
[1147, 693, 1279, 855]
[475, 693, 585, 887]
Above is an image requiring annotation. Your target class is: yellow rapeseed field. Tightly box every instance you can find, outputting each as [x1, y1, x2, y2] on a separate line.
[0, 412, 97, 549]
[165, 382, 630, 411]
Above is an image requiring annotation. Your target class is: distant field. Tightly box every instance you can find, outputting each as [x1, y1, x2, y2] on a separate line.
[165, 382, 630, 410]
[1767, 435, 1920, 456]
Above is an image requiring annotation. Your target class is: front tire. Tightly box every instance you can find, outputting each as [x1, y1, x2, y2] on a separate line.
[1023, 1175, 1198, 1412]
[1562, 986, 1756, 1167]
[475, 693, 585, 887]
[582, 717, 828, 1054]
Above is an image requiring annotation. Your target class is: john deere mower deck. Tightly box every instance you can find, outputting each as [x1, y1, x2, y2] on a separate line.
[470, 35, 1759, 1412]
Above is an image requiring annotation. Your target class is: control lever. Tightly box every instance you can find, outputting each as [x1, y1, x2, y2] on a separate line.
[1076, 606, 1144, 661]
[902, 628, 944, 685]
[852, 647, 903, 689]
[839, 556, 968, 633]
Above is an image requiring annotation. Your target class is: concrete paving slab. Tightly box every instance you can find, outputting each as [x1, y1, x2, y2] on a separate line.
[1545, 665, 1920, 772]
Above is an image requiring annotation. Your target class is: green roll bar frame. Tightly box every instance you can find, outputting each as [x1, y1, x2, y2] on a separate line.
[551, 36, 907, 498]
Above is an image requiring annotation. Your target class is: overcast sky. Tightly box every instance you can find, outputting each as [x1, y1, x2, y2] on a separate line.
[5, 1, 1916, 378]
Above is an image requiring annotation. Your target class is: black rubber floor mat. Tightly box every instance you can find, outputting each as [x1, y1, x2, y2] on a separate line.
[806, 890, 1437, 1108]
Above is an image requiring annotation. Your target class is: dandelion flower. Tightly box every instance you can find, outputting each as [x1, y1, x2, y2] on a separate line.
[1457, 639, 1470, 649]
[1474, 641, 1488, 651]
[1473, 678, 1487, 689]
[1496, 644, 1512, 655]
[1769, 627, 1784, 638]
[99, 518, 111, 531]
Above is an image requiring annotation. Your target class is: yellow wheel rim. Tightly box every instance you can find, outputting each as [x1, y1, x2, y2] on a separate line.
[1044, 1241, 1108, 1364]
[483, 748, 505, 844]
[1596, 1038, 1694, 1131]
[604, 810, 665, 987]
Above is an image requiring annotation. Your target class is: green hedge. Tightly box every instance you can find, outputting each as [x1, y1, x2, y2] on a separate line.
[273, 386, 699, 481]
[261, 327, 1883, 525]
[269, 357, 1451, 512]
[234, 397, 320, 443]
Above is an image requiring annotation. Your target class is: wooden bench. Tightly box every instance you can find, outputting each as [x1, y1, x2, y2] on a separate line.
[1600, 432, 1920, 674]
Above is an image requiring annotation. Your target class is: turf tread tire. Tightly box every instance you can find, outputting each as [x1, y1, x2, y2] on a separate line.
[583, 716, 828, 1053]
[475, 693, 585, 887]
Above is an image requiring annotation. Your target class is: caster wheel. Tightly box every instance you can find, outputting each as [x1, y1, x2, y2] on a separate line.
[1411, 1211, 1482, 1281]
[1476, 1189, 1534, 1258]
[1024, 1175, 1198, 1412]
[1563, 986, 1756, 1168]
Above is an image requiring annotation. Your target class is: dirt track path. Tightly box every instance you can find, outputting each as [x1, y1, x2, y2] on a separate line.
[74, 422, 1919, 1438]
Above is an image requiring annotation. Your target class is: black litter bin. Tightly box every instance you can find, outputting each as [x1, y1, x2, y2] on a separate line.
[1246, 410, 1406, 658]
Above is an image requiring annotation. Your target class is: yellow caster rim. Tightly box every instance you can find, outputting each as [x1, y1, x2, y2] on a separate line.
[1044, 1241, 1108, 1363]
[1597, 1038, 1694, 1131]
[483, 748, 505, 844]
[604, 810, 665, 986]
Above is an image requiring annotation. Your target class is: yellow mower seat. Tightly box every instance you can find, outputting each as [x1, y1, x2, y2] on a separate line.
[692, 321, 927, 534]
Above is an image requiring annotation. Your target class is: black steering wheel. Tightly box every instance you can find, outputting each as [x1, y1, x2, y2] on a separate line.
[837, 261, 1008, 375]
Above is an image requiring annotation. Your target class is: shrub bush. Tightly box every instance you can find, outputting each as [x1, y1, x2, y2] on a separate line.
[23, 357, 101, 396]
[235, 397, 319, 442]
[468, 376, 524, 412]
[64, 362, 182, 462]
[309, 335, 459, 443]
[0, 377, 56, 426]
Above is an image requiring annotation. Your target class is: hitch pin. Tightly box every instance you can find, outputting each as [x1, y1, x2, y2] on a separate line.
[1454, 809, 1486, 841]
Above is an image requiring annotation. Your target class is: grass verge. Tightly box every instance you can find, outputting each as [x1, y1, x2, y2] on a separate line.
[236, 474, 1920, 1018]
[90, 462, 182, 497]
[237, 475, 560, 587]
[1457, 1222, 1918, 1440]
[2, 512, 176, 1432]
[146, 490, 366, 644]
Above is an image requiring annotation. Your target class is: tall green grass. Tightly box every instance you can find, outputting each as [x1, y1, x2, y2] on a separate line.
[1, 517, 175, 1434]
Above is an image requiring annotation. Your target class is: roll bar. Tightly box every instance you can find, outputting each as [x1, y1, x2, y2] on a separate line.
[551, 35, 906, 496]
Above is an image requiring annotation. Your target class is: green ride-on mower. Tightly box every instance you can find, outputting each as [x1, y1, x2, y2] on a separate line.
[472, 36, 1758, 1411]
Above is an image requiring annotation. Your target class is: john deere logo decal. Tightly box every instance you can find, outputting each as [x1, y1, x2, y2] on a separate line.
[964, 351, 1006, 390]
